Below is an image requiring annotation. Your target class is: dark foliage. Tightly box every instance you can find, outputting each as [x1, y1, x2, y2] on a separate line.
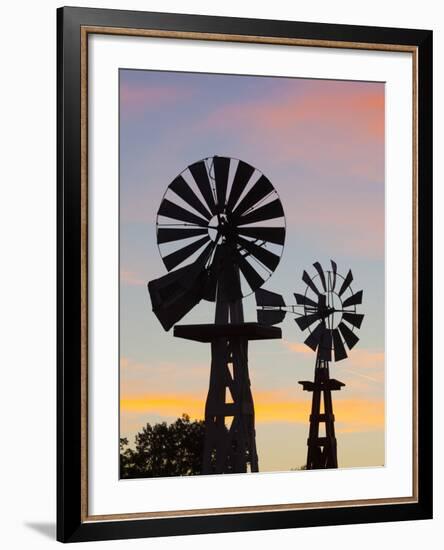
[120, 414, 205, 479]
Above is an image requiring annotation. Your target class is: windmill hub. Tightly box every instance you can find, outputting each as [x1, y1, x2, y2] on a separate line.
[207, 212, 234, 243]
[316, 296, 342, 329]
[318, 304, 336, 321]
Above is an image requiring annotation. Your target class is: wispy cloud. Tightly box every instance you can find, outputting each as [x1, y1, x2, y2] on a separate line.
[195, 80, 385, 259]
[206, 81, 383, 137]
[120, 82, 189, 116]
[201, 80, 384, 180]
[120, 356, 209, 396]
[282, 340, 312, 355]
[120, 269, 146, 287]
[283, 343, 383, 367]
[120, 388, 384, 433]
[282, 343, 384, 390]
[347, 348, 384, 369]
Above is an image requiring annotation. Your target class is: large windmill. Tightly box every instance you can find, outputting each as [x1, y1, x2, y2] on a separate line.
[148, 155, 286, 474]
[255, 260, 364, 469]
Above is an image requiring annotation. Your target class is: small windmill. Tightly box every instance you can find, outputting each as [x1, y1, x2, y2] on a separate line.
[148, 155, 286, 474]
[255, 260, 364, 469]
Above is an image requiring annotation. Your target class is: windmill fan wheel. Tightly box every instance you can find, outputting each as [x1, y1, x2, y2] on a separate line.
[156, 156, 286, 302]
[294, 261, 364, 362]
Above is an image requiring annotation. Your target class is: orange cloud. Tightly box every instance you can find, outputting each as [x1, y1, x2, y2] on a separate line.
[347, 348, 384, 368]
[120, 356, 130, 369]
[120, 356, 209, 398]
[204, 82, 384, 139]
[201, 80, 384, 182]
[121, 393, 204, 417]
[120, 389, 384, 433]
[282, 340, 312, 355]
[252, 86, 384, 140]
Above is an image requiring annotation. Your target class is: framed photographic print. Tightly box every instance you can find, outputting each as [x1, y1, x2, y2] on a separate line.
[57, 6, 433, 543]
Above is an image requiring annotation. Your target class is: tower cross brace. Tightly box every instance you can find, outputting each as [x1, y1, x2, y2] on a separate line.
[174, 262, 280, 474]
[299, 356, 345, 469]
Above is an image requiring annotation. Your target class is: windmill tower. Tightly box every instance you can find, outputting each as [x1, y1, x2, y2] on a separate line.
[255, 260, 364, 469]
[148, 156, 286, 474]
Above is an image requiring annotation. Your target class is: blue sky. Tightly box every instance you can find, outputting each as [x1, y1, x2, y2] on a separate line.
[119, 69, 385, 471]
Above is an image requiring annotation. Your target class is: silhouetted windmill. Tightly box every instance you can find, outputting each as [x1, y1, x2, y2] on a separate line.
[148, 156, 285, 474]
[255, 261, 364, 469]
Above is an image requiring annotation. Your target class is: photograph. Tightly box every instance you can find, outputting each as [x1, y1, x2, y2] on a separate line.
[118, 69, 385, 478]
[0, 0, 437, 546]
[53, 5, 433, 543]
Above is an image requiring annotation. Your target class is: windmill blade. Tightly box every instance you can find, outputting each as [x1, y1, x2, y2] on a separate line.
[342, 312, 364, 329]
[255, 288, 285, 307]
[236, 252, 265, 291]
[202, 245, 223, 302]
[257, 309, 286, 325]
[233, 175, 274, 218]
[294, 293, 319, 308]
[332, 329, 348, 361]
[330, 260, 337, 291]
[237, 199, 284, 225]
[342, 290, 363, 308]
[237, 226, 285, 246]
[304, 322, 325, 351]
[312, 262, 327, 291]
[236, 236, 281, 271]
[170, 175, 212, 221]
[158, 198, 208, 227]
[226, 161, 255, 212]
[163, 236, 211, 271]
[318, 329, 332, 361]
[302, 270, 321, 296]
[183, 240, 217, 300]
[338, 269, 353, 297]
[194, 238, 216, 268]
[338, 322, 359, 349]
[213, 156, 230, 210]
[188, 160, 217, 214]
[295, 312, 321, 331]
[157, 227, 208, 244]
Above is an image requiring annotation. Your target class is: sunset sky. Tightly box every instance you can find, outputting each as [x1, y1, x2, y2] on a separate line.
[119, 69, 385, 472]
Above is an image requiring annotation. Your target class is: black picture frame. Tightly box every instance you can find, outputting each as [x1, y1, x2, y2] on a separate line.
[57, 6, 433, 543]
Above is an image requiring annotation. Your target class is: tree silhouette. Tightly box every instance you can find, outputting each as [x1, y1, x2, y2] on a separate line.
[120, 414, 206, 479]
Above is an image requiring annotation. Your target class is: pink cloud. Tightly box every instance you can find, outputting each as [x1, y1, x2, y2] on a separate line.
[258, 84, 384, 139]
[205, 81, 383, 139]
[201, 81, 384, 181]
[282, 190, 384, 259]
[120, 83, 189, 115]
[120, 269, 146, 286]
